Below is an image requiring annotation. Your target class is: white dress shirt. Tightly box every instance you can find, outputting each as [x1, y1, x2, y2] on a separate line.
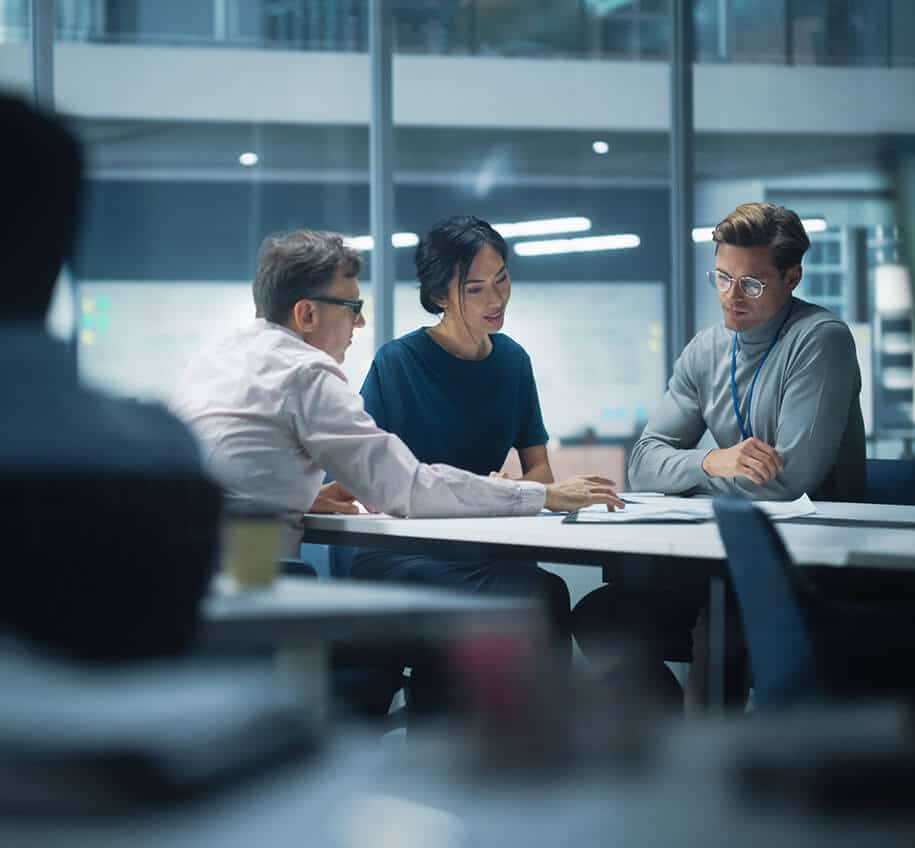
[170, 319, 546, 521]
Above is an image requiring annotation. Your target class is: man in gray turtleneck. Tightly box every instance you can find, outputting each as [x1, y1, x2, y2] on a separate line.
[629, 203, 865, 501]
[573, 202, 866, 710]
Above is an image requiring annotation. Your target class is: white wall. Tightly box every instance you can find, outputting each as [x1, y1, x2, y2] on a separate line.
[76, 279, 666, 443]
[42, 44, 915, 135]
[0, 42, 31, 98]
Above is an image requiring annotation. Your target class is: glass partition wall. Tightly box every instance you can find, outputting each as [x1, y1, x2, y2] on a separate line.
[8, 0, 914, 460]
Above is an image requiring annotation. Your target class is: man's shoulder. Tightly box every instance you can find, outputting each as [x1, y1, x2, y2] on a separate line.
[791, 298, 848, 328]
[242, 320, 346, 378]
[4, 384, 201, 475]
[176, 320, 349, 408]
[682, 323, 727, 363]
[96, 394, 203, 470]
[789, 299, 855, 346]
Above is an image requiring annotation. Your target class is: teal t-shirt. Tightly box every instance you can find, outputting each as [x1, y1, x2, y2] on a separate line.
[360, 328, 548, 475]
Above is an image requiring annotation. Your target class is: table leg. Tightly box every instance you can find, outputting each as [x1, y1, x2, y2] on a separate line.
[275, 642, 329, 719]
[708, 577, 726, 714]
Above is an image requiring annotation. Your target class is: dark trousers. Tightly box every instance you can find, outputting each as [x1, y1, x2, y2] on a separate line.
[571, 555, 747, 708]
[351, 549, 572, 716]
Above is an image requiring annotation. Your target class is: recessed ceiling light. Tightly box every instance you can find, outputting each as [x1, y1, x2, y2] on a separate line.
[592, 140, 610, 155]
[239, 152, 259, 167]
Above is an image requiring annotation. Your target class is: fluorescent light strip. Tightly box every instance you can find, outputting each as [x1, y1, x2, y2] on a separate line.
[692, 218, 828, 243]
[691, 226, 716, 243]
[802, 217, 828, 234]
[344, 232, 419, 251]
[346, 219, 591, 251]
[493, 216, 591, 239]
[513, 233, 640, 256]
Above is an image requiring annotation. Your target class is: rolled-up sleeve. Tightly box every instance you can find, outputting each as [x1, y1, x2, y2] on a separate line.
[291, 365, 546, 517]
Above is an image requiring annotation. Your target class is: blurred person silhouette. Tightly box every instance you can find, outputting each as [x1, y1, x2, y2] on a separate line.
[0, 93, 220, 661]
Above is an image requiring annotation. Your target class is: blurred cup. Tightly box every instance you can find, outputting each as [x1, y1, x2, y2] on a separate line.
[223, 509, 283, 588]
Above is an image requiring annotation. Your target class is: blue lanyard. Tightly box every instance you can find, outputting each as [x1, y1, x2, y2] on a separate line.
[730, 302, 794, 440]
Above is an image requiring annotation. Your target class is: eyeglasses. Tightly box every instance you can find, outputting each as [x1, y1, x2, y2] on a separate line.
[308, 296, 364, 317]
[707, 270, 768, 299]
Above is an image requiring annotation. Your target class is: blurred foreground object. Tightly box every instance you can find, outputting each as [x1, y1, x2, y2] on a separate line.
[714, 496, 915, 707]
[0, 648, 315, 814]
[0, 93, 220, 660]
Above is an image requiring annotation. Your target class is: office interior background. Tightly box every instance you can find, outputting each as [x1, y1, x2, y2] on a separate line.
[2, 0, 915, 473]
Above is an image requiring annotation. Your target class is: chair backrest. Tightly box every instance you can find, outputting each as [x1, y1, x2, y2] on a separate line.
[0, 469, 221, 662]
[865, 458, 915, 505]
[713, 497, 824, 708]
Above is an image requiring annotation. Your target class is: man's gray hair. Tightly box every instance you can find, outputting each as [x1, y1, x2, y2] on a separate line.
[253, 230, 362, 324]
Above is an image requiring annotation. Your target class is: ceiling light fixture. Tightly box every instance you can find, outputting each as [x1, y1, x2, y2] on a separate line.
[494, 217, 592, 239]
[238, 152, 259, 167]
[592, 140, 610, 155]
[514, 233, 640, 256]
[344, 232, 419, 251]
[801, 217, 828, 234]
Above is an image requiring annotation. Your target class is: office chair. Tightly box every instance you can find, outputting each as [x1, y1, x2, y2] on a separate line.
[1, 469, 221, 662]
[713, 496, 915, 709]
[865, 458, 915, 505]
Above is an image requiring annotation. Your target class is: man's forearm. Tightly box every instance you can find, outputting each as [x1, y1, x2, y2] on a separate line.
[628, 437, 711, 494]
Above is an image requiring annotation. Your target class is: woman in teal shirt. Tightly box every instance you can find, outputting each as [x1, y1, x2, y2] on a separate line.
[352, 217, 570, 699]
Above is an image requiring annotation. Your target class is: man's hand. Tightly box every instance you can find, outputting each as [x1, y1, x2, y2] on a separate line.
[308, 481, 360, 514]
[543, 475, 624, 512]
[701, 438, 784, 485]
[489, 470, 510, 480]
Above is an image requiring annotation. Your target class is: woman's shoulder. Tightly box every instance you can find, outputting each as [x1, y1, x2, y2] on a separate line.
[374, 328, 427, 360]
[370, 328, 443, 378]
[490, 333, 531, 362]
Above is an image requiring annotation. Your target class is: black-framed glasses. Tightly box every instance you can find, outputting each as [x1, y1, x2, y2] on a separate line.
[707, 270, 767, 299]
[308, 296, 364, 317]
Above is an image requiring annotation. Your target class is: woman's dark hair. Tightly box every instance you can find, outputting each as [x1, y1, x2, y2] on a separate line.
[415, 216, 508, 315]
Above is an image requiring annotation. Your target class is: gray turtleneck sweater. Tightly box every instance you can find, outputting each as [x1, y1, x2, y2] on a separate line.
[629, 297, 865, 502]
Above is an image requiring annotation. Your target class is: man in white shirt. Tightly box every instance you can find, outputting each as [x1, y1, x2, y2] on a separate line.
[171, 229, 621, 533]
[171, 229, 620, 718]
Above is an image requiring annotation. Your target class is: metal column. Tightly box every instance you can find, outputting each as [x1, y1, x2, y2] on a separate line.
[369, 0, 395, 349]
[669, 0, 695, 376]
[31, 0, 54, 110]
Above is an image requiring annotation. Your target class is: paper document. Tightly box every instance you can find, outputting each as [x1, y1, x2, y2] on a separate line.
[566, 493, 818, 524]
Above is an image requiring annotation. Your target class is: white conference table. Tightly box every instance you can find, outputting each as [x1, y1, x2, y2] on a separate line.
[300, 500, 915, 710]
